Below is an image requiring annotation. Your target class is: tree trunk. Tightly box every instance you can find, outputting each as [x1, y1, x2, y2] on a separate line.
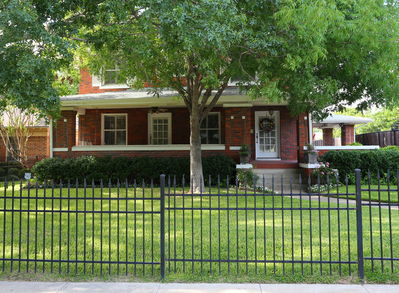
[190, 104, 205, 193]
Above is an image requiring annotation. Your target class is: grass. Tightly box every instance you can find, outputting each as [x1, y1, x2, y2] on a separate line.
[0, 182, 398, 283]
[322, 185, 399, 203]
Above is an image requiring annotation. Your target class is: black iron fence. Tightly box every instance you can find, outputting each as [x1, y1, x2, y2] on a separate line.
[0, 170, 398, 281]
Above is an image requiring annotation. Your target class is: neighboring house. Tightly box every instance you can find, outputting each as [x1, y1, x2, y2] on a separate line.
[0, 124, 50, 167]
[312, 114, 379, 156]
[51, 68, 312, 178]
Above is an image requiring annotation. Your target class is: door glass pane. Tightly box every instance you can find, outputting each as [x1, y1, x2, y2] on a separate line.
[152, 117, 169, 144]
[258, 114, 277, 155]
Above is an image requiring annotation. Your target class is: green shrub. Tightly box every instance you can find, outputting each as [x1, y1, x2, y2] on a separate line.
[320, 149, 399, 184]
[0, 168, 6, 178]
[32, 155, 236, 184]
[236, 168, 258, 188]
[383, 145, 399, 152]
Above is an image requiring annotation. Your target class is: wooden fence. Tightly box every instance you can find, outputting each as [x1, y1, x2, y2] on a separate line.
[356, 130, 399, 147]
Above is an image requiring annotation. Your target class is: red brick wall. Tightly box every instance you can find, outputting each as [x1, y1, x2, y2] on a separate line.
[279, 108, 299, 161]
[54, 150, 226, 159]
[79, 69, 129, 94]
[54, 111, 77, 149]
[341, 125, 355, 146]
[297, 113, 309, 163]
[54, 106, 306, 164]
[26, 135, 49, 167]
[79, 69, 188, 95]
[78, 107, 224, 146]
[322, 128, 334, 146]
[0, 128, 49, 167]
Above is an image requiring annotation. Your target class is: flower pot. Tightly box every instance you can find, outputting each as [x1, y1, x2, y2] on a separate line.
[239, 153, 250, 164]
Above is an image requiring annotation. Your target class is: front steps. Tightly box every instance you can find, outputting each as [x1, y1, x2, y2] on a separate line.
[252, 168, 304, 192]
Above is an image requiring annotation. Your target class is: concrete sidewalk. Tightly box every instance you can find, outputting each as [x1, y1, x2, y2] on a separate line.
[1, 282, 399, 293]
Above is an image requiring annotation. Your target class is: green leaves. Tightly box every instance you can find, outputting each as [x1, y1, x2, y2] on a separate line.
[2, 0, 399, 118]
[0, 0, 77, 117]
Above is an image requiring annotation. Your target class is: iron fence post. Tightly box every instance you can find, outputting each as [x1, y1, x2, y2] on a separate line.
[160, 174, 166, 279]
[355, 169, 364, 281]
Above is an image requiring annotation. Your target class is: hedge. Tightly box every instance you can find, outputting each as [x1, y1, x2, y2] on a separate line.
[320, 148, 399, 184]
[31, 155, 236, 184]
[0, 162, 27, 181]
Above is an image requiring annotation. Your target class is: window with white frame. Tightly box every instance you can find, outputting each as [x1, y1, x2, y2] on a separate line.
[102, 114, 127, 145]
[149, 113, 171, 145]
[102, 67, 125, 85]
[200, 112, 220, 144]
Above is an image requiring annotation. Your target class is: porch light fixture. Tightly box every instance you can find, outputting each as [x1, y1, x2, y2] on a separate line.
[150, 107, 159, 113]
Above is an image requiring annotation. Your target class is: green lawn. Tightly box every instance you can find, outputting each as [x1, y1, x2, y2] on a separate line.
[322, 185, 399, 203]
[0, 183, 398, 283]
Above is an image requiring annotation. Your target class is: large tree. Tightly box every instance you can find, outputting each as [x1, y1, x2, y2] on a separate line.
[2, 1, 399, 191]
[77, 0, 399, 192]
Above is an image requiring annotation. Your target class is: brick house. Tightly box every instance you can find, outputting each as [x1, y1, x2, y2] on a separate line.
[0, 126, 49, 167]
[51, 68, 315, 177]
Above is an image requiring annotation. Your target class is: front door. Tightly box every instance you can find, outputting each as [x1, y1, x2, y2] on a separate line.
[255, 111, 280, 159]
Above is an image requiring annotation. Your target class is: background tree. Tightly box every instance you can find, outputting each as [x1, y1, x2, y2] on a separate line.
[0, 107, 40, 168]
[0, 0, 83, 116]
[76, 0, 399, 191]
[337, 108, 399, 134]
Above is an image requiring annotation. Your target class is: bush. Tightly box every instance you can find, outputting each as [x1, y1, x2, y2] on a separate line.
[320, 149, 399, 184]
[236, 168, 258, 188]
[32, 155, 236, 185]
[383, 145, 399, 152]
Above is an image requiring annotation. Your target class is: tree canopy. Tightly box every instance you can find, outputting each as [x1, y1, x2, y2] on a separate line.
[78, 0, 399, 118]
[0, 0, 80, 116]
[2, 0, 399, 117]
[337, 107, 399, 134]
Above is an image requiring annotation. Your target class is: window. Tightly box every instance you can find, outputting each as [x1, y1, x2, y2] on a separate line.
[102, 67, 125, 85]
[200, 112, 220, 144]
[149, 113, 171, 145]
[102, 114, 127, 145]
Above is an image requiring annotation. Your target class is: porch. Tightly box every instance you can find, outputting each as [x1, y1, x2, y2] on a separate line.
[52, 90, 311, 168]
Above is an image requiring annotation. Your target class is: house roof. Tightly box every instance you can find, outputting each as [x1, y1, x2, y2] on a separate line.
[61, 88, 287, 109]
[313, 114, 373, 128]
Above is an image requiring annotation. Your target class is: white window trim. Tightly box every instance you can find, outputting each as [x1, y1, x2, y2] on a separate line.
[200, 112, 221, 144]
[148, 112, 172, 145]
[101, 67, 121, 86]
[101, 113, 128, 145]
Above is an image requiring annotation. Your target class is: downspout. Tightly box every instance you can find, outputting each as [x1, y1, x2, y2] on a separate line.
[49, 119, 53, 158]
[308, 112, 313, 145]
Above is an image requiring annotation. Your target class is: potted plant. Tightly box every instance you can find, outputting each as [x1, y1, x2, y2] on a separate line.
[304, 143, 318, 164]
[239, 144, 250, 164]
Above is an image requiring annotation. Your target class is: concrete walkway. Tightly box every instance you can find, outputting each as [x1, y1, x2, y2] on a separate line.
[1, 282, 399, 293]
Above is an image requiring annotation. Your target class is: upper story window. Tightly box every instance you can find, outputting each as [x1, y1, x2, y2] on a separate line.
[200, 112, 220, 144]
[102, 67, 125, 86]
[102, 114, 127, 145]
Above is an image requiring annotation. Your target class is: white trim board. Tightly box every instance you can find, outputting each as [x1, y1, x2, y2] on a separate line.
[71, 144, 226, 152]
[53, 148, 68, 152]
[304, 145, 380, 151]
